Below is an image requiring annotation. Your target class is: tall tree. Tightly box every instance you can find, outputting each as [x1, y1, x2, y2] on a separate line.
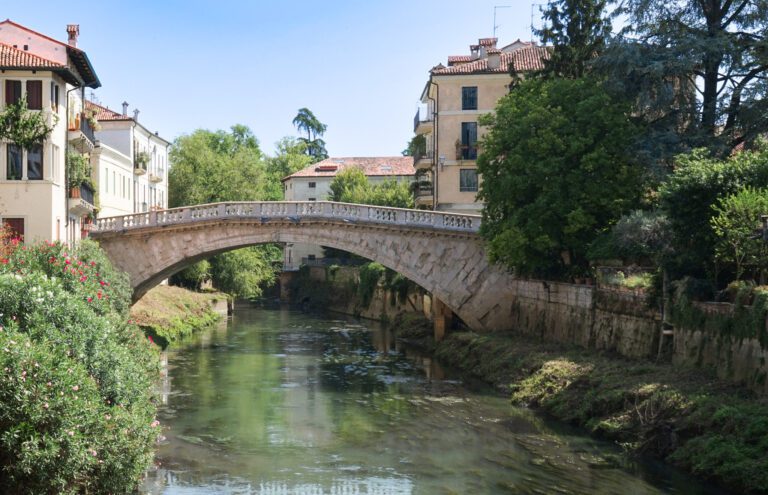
[478, 77, 642, 277]
[535, 0, 612, 79]
[292, 108, 329, 162]
[168, 125, 279, 298]
[613, 0, 768, 153]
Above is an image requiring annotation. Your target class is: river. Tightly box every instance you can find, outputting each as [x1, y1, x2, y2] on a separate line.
[141, 305, 726, 495]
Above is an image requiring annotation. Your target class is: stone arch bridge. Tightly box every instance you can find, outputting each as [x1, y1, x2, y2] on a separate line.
[90, 201, 517, 334]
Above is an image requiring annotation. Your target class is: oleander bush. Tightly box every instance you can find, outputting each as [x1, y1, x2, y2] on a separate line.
[0, 238, 159, 494]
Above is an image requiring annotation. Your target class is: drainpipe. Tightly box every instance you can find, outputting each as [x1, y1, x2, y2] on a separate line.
[427, 79, 439, 210]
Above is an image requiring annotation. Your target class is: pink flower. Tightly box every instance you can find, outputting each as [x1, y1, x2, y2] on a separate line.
[87, 297, 93, 303]
[151, 420, 160, 427]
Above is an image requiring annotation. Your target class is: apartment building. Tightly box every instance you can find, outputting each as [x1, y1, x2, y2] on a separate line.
[413, 38, 548, 213]
[281, 156, 414, 270]
[0, 20, 100, 243]
[87, 101, 170, 217]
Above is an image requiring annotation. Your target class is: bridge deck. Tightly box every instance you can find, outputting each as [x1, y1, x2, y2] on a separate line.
[91, 201, 481, 235]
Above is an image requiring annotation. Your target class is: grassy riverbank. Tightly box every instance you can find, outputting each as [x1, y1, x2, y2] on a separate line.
[395, 315, 768, 494]
[130, 285, 227, 348]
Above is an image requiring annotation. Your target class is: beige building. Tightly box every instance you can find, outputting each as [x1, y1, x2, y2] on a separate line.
[0, 20, 100, 244]
[413, 38, 548, 213]
[281, 156, 414, 270]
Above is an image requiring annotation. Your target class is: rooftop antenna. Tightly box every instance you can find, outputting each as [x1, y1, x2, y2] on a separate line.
[493, 5, 511, 38]
[531, 2, 547, 43]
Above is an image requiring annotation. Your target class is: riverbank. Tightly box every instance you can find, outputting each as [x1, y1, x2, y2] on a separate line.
[395, 314, 768, 495]
[130, 285, 228, 348]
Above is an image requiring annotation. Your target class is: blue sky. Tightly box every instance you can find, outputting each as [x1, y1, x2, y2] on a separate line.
[4, 1, 541, 157]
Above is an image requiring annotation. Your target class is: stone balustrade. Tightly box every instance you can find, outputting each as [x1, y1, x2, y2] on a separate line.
[91, 201, 481, 235]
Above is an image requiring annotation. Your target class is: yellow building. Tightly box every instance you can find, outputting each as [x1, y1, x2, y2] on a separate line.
[413, 38, 548, 213]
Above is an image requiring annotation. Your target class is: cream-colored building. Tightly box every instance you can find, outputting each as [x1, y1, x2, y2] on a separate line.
[0, 21, 100, 244]
[87, 101, 170, 217]
[413, 38, 548, 213]
[281, 156, 414, 270]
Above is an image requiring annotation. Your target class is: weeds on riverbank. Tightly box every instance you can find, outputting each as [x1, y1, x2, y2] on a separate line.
[130, 285, 225, 348]
[393, 315, 768, 494]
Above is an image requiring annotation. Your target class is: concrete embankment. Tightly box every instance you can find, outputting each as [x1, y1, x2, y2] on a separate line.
[130, 285, 229, 348]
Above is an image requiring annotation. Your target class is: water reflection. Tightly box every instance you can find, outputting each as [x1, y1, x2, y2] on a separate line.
[142, 306, 726, 495]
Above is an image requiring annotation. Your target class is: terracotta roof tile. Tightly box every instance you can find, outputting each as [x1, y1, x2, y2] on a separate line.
[0, 42, 63, 69]
[447, 55, 472, 63]
[283, 157, 415, 181]
[433, 45, 549, 75]
[85, 100, 132, 121]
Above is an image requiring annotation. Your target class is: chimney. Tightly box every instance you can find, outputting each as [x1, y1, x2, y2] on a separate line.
[133, 109, 140, 121]
[122, 101, 129, 116]
[488, 52, 501, 69]
[66, 24, 79, 47]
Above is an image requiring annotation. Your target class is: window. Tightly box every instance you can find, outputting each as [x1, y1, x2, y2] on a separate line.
[2, 218, 24, 241]
[462, 86, 478, 110]
[460, 169, 478, 192]
[308, 197, 316, 201]
[26, 81, 42, 110]
[5, 80, 21, 106]
[308, 182, 316, 188]
[50, 82, 59, 110]
[6, 144, 22, 180]
[27, 143, 43, 180]
[461, 122, 478, 160]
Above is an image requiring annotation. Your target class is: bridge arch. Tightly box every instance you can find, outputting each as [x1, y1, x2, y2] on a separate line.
[91, 202, 514, 332]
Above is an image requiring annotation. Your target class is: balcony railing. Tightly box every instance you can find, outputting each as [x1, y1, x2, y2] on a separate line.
[69, 182, 95, 205]
[458, 145, 478, 160]
[413, 107, 434, 133]
[134, 161, 147, 175]
[413, 150, 433, 168]
[68, 112, 96, 146]
[414, 180, 433, 197]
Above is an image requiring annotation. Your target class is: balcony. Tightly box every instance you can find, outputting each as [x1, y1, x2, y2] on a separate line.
[68, 183, 95, 215]
[413, 151, 434, 170]
[149, 172, 163, 183]
[414, 180, 433, 197]
[413, 107, 434, 134]
[134, 162, 147, 175]
[457, 145, 478, 161]
[68, 113, 96, 152]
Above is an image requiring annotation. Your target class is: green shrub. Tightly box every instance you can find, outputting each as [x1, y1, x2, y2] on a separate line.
[0, 240, 159, 493]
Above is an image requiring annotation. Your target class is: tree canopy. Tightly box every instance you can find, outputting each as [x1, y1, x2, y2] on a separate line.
[328, 168, 414, 208]
[535, 0, 611, 79]
[607, 0, 768, 155]
[293, 107, 329, 162]
[477, 77, 642, 277]
[168, 125, 280, 297]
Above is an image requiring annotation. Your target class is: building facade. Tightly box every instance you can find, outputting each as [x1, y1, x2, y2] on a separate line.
[413, 38, 548, 213]
[0, 20, 100, 244]
[87, 101, 170, 217]
[281, 156, 414, 270]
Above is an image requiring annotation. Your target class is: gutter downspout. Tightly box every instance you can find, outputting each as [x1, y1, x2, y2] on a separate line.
[427, 78, 438, 210]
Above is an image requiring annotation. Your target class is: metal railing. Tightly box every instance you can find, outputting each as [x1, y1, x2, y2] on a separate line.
[413, 107, 433, 132]
[80, 183, 95, 205]
[91, 201, 481, 235]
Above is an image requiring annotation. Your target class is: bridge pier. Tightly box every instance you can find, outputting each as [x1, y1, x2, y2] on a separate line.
[279, 271, 295, 302]
[432, 297, 454, 342]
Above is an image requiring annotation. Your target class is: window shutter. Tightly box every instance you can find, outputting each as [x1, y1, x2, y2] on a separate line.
[5, 80, 21, 105]
[26, 81, 43, 110]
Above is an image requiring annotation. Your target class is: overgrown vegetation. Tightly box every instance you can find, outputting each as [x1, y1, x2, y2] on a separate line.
[130, 285, 225, 348]
[0, 238, 158, 493]
[328, 168, 414, 208]
[395, 319, 768, 494]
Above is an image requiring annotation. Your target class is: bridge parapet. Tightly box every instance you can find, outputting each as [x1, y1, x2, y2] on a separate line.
[92, 201, 481, 235]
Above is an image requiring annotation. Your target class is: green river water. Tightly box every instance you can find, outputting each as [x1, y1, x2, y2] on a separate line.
[140, 305, 727, 495]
